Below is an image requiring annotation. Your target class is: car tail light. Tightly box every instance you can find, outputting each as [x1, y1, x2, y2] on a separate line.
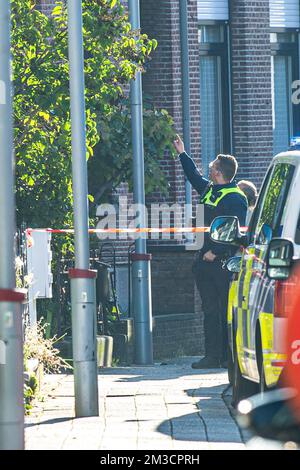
[274, 280, 295, 318]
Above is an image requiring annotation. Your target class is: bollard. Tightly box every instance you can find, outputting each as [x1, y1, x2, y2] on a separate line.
[69, 269, 98, 417]
[0, 290, 25, 450]
[131, 254, 153, 365]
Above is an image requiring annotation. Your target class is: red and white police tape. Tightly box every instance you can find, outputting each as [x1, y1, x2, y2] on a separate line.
[26, 226, 248, 236]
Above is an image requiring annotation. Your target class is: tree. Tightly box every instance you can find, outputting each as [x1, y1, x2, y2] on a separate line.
[12, 0, 175, 231]
[88, 97, 175, 207]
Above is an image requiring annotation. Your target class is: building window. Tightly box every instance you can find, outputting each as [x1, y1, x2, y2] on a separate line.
[271, 31, 300, 155]
[199, 24, 231, 176]
[199, 24, 225, 43]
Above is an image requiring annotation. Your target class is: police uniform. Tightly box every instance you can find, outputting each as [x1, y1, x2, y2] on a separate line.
[179, 151, 248, 366]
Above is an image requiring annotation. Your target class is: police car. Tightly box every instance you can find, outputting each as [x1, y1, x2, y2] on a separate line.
[210, 138, 300, 407]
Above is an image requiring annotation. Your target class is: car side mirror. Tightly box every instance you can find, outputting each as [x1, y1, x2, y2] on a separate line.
[266, 238, 294, 280]
[224, 256, 242, 273]
[210, 216, 246, 246]
[237, 388, 300, 444]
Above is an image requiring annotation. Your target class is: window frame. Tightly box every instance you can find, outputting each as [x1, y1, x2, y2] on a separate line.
[271, 28, 300, 147]
[198, 21, 231, 174]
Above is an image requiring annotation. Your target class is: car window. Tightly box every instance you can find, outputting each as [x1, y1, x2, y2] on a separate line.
[253, 163, 295, 245]
[248, 167, 273, 244]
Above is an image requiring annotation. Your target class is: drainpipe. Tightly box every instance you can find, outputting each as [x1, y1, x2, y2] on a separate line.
[179, 0, 193, 242]
[128, 0, 153, 365]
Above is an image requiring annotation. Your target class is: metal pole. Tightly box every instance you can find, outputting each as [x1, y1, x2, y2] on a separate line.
[0, 0, 25, 449]
[179, 0, 193, 240]
[128, 0, 153, 365]
[226, 23, 234, 154]
[67, 0, 98, 417]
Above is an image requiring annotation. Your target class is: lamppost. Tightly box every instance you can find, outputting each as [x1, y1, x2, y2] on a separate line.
[0, 0, 25, 450]
[67, 0, 99, 417]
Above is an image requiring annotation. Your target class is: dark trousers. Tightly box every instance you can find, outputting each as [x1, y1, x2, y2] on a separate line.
[192, 253, 231, 362]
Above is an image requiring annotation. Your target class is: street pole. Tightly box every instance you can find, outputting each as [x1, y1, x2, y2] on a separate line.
[128, 0, 153, 365]
[179, 0, 193, 243]
[67, 0, 98, 417]
[0, 0, 25, 450]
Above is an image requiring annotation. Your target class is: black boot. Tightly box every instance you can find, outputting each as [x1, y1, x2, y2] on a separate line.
[191, 357, 221, 369]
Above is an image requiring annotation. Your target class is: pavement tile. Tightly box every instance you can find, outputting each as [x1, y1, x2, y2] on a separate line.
[100, 438, 139, 450]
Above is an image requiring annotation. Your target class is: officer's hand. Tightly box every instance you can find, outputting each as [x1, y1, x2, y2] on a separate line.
[174, 134, 185, 155]
[203, 250, 217, 262]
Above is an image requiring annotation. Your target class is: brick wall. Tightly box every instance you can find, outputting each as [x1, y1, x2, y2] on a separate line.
[153, 313, 203, 360]
[149, 248, 195, 315]
[149, 246, 204, 360]
[230, 0, 274, 188]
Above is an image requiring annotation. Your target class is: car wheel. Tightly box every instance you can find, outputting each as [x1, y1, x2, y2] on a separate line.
[232, 336, 259, 408]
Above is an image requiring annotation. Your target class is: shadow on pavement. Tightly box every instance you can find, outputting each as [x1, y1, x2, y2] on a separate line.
[155, 384, 242, 444]
[99, 358, 228, 383]
[185, 384, 228, 397]
[25, 417, 74, 428]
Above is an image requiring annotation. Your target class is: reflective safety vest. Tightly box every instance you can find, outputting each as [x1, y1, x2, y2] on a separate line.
[200, 185, 247, 207]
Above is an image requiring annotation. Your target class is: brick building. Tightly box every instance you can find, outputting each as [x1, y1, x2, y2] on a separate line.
[36, 0, 300, 359]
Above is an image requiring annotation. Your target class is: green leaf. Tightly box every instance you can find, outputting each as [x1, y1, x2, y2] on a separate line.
[38, 111, 50, 122]
[28, 176, 34, 187]
[52, 5, 62, 16]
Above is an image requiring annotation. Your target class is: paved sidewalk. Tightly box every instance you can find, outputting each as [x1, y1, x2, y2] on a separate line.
[25, 357, 247, 450]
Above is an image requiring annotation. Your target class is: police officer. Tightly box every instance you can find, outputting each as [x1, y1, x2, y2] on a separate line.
[238, 180, 258, 226]
[174, 135, 247, 368]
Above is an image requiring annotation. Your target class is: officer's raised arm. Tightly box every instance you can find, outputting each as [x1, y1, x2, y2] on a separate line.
[174, 134, 185, 155]
[173, 134, 209, 195]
